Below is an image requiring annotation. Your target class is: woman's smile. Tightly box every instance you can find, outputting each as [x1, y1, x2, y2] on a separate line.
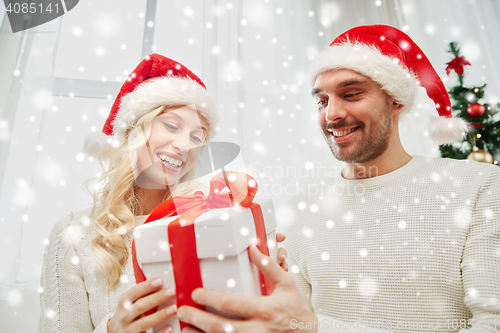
[156, 152, 185, 169]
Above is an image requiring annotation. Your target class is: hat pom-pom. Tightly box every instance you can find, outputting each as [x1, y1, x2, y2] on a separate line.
[429, 116, 468, 145]
[83, 131, 109, 158]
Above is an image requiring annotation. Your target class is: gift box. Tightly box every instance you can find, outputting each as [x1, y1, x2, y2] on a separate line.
[132, 172, 279, 333]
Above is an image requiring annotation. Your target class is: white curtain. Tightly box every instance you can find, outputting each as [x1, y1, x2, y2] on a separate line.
[1, 1, 499, 331]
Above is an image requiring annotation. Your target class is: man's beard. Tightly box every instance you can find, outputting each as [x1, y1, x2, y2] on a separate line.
[321, 102, 392, 163]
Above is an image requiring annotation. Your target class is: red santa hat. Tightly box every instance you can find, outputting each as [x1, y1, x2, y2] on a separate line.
[309, 24, 467, 145]
[84, 53, 217, 157]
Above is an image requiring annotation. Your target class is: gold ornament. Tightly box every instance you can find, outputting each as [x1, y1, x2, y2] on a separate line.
[467, 148, 493, 163]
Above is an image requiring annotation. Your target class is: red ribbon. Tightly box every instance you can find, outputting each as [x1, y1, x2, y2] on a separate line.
[467, 123, 486, 128]
[131, 172, 272, 330]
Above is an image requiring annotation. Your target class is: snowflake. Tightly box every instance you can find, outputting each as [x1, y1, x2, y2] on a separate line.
[302, 227, 313, 238]
[425, 24, 435, 35]
[223, 323, 235, 333]
[467, 288, 478, 298]
[358, 278, 378, 296]
[7, 289, 23, 306]
[344, 211, 353, 222]
[483, 209, 494, 218]
[71, 26, 84, 37]
[267, 239, 276, 248]
[158, 240, 168, 251]
[183, 6, 195, 18]
[45, 308, 56, 319]
[319, 2, 341, 27]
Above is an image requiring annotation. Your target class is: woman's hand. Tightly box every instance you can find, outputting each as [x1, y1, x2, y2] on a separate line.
[108, 278, 177, 333]
[107, 234, 287, 332]
[276, 232, 289, 272]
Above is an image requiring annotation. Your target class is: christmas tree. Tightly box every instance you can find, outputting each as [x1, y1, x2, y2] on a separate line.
[439, 42, 500, 165]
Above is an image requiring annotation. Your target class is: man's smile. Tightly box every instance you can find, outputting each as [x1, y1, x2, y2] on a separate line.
[328, 126, 360, 143]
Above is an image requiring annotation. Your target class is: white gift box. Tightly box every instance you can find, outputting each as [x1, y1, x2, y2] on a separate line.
[133, 199, 279, 333]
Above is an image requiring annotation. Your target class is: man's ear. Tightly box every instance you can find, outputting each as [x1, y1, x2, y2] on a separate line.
[390, 99, 404, 115]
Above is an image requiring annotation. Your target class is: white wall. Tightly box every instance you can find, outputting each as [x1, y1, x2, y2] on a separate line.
[2, 1, 500, 331]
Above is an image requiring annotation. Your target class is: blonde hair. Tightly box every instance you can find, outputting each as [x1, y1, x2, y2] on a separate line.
[87, 105, 208, 287]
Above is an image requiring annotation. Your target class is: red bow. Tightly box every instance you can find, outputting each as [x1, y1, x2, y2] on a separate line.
[446, 56, 471, 75]
[132, 172, 272, 330]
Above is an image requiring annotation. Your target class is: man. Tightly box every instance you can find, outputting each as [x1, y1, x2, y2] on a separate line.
[179, 25, 500, 333]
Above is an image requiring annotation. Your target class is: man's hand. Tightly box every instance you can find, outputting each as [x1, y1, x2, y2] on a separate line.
[177, 244, 317, 333]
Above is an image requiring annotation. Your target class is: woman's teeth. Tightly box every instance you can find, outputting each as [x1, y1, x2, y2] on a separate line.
[158, 154, 183, 168]
[332, 127, 357, 137]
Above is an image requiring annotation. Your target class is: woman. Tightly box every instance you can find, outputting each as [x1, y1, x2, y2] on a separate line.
[38, 54, 287, 333]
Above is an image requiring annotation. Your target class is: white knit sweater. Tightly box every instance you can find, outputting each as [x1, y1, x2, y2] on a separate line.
[38, 210, 150, 333]
[286, 156, 500, 333]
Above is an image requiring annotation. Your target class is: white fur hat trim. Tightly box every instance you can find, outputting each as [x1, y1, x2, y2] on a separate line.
[309, 43, 420, 118]
[83, 76, 217, 157]
[429, 116, 468, 145]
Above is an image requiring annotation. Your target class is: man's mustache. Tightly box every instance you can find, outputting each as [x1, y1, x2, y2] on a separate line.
[323, 121, 362, 132]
